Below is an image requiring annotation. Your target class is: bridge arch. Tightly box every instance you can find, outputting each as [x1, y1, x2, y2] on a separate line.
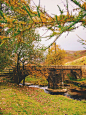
[12, 65, 86, 88]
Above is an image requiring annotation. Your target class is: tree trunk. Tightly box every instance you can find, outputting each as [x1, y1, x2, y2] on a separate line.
[0, 2, 2, 42]
[22, 62, 25, 86]
[23, 77, 25, 86]
[17, 54, 20, 84]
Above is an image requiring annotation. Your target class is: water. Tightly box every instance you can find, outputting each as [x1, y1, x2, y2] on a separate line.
[19, 83, 49, 93]
[19, 83, 86, 100]
[29, 85, 49, 93]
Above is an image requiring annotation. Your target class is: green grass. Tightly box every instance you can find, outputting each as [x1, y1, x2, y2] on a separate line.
[67, 73, 86, 82]
[21, 75, 48, 86]
[0, 77, 86, 115]
[65, 74, 86, 88]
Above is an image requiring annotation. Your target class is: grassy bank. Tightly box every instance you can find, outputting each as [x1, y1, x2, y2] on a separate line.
[0, 77, 86, 115]
[66, 74, 86, 88]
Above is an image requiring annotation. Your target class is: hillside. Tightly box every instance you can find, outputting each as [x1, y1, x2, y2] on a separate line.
[64, 56, 86, 65]
[64, 50, 86, 65]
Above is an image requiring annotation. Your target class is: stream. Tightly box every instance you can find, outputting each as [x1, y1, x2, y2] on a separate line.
[19, 83, 86, 101]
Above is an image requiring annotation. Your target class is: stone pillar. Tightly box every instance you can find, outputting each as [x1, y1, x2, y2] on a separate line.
[82, 66, 86, 78]
[47, 68, 62, 89]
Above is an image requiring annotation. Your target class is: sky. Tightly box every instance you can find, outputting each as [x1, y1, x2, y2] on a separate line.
[30, 0, 86, 51]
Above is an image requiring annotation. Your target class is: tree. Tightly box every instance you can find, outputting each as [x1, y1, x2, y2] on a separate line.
[1, 0, 86, 69]
[0, 0, 46, 85]
[1, 0, 86, 48]
[0, 1, 13, 71]
[45, 43, 66, 65]
[11, 28, 45, 84]
[0, 0, 44, 67]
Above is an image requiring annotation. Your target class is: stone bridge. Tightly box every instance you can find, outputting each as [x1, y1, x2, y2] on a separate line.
[46, 65, 86, 89]
[13, 65, 86, 88]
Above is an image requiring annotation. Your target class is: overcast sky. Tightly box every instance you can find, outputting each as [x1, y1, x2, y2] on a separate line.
[31, 0, 86, 51]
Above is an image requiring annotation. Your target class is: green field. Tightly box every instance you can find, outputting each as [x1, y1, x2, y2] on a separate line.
[0, 77, 86, 115]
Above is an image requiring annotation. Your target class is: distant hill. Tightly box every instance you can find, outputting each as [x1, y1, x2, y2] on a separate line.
[64, 56, 86, 65]
[65, 50, 76, 54]
[64, 50, 86, 65]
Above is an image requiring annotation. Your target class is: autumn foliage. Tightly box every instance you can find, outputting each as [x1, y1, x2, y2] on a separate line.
[45, 43, 66, 65]
[13, 64, 49, 84]
[1, 0, 86, 82]
[1, 0, 86, 49]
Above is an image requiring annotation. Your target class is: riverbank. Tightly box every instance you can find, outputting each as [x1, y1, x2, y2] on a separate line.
[21, 75, 86, 100]
[0, 77, 86, 115]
